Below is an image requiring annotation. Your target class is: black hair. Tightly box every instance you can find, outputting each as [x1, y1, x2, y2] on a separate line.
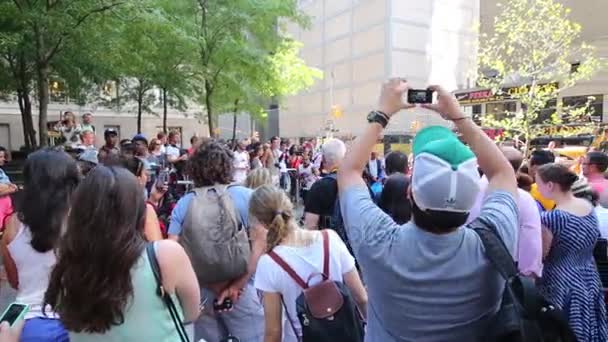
[411, 200, 469, 234]
[537, 163, 578, 192]
[378, 173, 411, 225]
[587, 152, 608, 173]
[271, 136, 280, 143]
[132, 136, 148, 146]
[187, 140, 234, 186]
[385, 151, 408, 175]
[44, 166, 146, 333]
[508, 156, 523, 172]
[15, 149, 80, 253]
[118, 156, 145, 178]
[529, 150, 555, 167]
[0, 146, 6, 153]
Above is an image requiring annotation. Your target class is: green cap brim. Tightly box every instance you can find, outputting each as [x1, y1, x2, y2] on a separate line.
[413, 126, 475, 170]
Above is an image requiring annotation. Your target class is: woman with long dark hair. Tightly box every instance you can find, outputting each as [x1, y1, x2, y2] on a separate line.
[1, 149, 80, 341]
[44, 166, 200, 340]
[114, 155, 164, 241]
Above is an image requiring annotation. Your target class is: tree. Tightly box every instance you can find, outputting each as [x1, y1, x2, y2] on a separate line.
[192, 0, 308, 137]
[98, 2, 196, 134]
[0, 1, 131, 147]
[209, 39, 321, 144]
[0, 2, 37, 148]
[477, 0, 603, 152]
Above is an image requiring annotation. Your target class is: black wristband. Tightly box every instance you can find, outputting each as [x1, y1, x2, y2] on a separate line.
[367, 111, 389, 128]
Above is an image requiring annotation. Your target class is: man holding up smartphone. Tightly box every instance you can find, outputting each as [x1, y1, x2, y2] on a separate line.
[337, 79, 518, 341]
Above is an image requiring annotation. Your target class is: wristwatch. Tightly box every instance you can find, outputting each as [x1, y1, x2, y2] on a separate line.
[367, 110, 390, 128]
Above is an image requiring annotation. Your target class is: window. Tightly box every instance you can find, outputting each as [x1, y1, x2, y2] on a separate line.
[570, 62, 580, 74]
[485, 101, 516, 120]
[472, 104, 482, 124]
[562, 95, 603, 122]
[103, 125, 121, 140]
[49, 79, 67, 103]
[536, 99, 557, 123]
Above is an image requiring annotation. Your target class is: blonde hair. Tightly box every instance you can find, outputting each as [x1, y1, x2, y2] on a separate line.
[245, 168, 272, 189]
[249, 185, 295, 251]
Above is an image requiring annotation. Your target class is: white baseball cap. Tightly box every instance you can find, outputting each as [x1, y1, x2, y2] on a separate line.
[411, 126, 481, 213]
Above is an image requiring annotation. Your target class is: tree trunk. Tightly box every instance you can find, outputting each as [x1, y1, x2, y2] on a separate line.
[204, 79, 214, 137]
[137, 84, 143, 134]
[231, 99, 239, 149]
[24, 94, 36, 148]
[14, 51, 36, 149]
[162, 87, 168, 133]
[16, 91, 35, 149]
[36, 63, 50, 147]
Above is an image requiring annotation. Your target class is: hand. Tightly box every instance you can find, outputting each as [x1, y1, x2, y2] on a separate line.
[421, 85, 464, 120]
[0, 320, 24, 342]
[378, 78, 415, 116]
[149, 184, 168, 203]
[217, 285, 243, 310]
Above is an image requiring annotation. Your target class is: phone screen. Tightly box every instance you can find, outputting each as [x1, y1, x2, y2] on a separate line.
[0, 304, 27, 326]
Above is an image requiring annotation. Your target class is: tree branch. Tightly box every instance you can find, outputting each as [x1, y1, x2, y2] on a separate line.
[44, 2, 124, 63]
[12, 0, 22, 10]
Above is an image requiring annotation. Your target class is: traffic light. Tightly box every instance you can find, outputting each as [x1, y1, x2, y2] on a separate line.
[331, 105, 343, 119]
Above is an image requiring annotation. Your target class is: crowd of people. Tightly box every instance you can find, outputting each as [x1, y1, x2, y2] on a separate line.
[0, 79, 606, 341]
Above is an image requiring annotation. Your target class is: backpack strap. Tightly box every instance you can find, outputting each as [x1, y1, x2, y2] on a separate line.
[321, 230, 329, 281]
[268, 251, 308, 289]
[469, 217, 518, 280]
[269, 230, 331, 288]
[146, 243, 190, 342]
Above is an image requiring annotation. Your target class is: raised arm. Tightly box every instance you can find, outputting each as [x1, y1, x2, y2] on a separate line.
[338, 79, 414, 191]
[422, 86, 517, 197]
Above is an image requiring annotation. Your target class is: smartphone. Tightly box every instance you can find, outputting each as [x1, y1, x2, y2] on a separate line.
[213, 298, 233, 311]
[407, 89, 434, 104]
[156, 170, 169, 189]
[0, 303, 28, 326]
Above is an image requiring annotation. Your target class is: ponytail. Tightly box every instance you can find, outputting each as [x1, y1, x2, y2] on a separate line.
[266, 212, 293, 251]
[249, 185, 296, 251]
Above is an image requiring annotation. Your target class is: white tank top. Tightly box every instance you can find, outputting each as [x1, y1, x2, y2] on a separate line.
[7, 223, 58, 319]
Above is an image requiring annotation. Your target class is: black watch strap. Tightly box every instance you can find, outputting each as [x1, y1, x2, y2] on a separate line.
[368, 110, 389, 128]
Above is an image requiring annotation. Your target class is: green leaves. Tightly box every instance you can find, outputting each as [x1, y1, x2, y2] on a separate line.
[478, 0, 601, 150]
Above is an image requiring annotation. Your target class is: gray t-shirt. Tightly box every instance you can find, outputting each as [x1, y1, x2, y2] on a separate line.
[340, 186, 518, 342]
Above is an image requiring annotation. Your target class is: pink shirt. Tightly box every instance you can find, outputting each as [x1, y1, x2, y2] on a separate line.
[587, 174, 608, 208]
[468, 177, 543, 277]
[0, 196, 13, 230]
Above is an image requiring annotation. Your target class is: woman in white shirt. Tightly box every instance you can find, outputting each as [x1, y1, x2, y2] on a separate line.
[252, 185, 367, 342]
[1, 149, 80, 341]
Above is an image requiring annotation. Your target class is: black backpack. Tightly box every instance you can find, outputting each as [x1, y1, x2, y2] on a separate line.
[470, 217, 577, 342]
[268, 230, 364, 342]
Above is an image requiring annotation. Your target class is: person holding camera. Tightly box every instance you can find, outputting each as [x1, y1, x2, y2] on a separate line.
[337, 79, 518, 340]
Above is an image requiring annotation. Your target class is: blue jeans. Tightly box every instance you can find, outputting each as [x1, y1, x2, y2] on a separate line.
[195, 283, 264, 342]
[20, 317, 69, 342]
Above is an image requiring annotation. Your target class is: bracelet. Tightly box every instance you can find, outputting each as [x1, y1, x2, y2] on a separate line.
[450, 116, 471, 122]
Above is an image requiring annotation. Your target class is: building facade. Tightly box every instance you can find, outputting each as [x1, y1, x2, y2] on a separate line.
[281, 0, 608, 141]
[456, 0, 608, 127]
[0, 96, 208, 151]
[281, 0, 480, 140]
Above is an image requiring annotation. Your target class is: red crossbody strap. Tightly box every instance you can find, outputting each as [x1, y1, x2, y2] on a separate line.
[321, 230, 330, 281]
[268, 251, 308, 289]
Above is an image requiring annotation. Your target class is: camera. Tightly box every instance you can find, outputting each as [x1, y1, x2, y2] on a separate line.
[407, 89, 434, 104]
